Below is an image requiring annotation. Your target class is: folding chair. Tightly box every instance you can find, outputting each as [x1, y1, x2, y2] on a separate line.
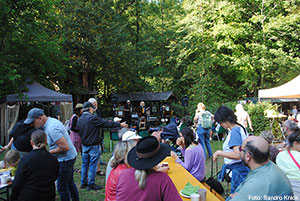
[110, 132, 119, 152]
[138, 130, 149, 138]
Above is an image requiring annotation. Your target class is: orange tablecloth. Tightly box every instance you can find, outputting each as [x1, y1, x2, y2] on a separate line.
[163, 157, 221, 201]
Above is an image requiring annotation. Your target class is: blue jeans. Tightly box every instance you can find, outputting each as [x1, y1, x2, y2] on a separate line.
[218, 162, 249, 194]
[197, 124, 213, 158]
[81, 145, 101, 185]
[57, 158, 79, 201]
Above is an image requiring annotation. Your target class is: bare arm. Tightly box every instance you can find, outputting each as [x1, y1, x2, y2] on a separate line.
[49, 137, 70, 155]
[246, 113, 253, 131]
[213, 146, 241, 162]
[3, 138, 14, 150]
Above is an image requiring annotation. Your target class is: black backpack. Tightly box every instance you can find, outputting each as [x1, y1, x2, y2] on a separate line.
[205, 158, 224, 195]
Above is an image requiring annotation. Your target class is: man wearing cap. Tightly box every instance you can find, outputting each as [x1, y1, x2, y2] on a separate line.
[25, 108, 79, 201]
[88, 98, 106, 171]
[77, 101, 128, 191]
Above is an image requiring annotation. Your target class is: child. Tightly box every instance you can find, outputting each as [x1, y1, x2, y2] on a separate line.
[4, 150, 20, 176]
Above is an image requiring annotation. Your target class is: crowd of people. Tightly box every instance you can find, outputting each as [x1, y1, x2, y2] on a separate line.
[2, 100, 300, 201]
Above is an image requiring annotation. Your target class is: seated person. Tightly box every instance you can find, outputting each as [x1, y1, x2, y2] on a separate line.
[229, 136, 293, 201]
[116, 136, 182, 201]
[178, 117, 187, 131]
[105, 139, 137, 201]
[105, 130, 140, 182]
[4, 150, 20, 176]
[11, 130, 59, 201]
[259, 130, 279, 163]
[276, 131, 300, 198]
[171, 127, 205, 182]
[137, 116, 149, 133]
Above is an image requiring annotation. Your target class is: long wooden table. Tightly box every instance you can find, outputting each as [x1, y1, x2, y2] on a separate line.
[163, 157, 222, 201]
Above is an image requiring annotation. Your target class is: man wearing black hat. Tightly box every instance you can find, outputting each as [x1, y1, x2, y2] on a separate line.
[77, 101, 128, 191]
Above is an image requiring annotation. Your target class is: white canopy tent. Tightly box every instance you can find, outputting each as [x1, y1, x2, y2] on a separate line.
[258, 75, 300, 102]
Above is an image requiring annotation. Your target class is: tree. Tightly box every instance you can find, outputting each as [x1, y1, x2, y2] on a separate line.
[0, 0, 65, 97]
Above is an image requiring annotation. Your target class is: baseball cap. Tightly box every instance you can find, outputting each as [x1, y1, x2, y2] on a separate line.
[24, 108, 45, 124]
[122, 131, 142, 141]
[83, 101, 95, 109]
[114, 117, 122, 122]
[75, 103, 83, 109]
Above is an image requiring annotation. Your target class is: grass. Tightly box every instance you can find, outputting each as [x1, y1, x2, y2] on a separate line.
[1, 132, 229, 200]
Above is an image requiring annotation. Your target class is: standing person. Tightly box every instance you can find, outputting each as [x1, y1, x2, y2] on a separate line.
[171, 127, 205, 182]
[116, 136, 182, 201]
[69, 103, 83, 153]
[88, 98, 106, 174]
[123, 100, 132, 126]
[292, 105, 298, 119]
[276, 131, 300, 198]
[3, 120, 36, 158]
[229, 136, 293, 201]
[77, 102, 128, 191]
[24, 108, 79, 201]
[11, 130, 59, 201]
[235, 104, 254, 132]
[193, 102, 213, 158]
[213, 106, 249, 194]
[138, 101, 146, 118]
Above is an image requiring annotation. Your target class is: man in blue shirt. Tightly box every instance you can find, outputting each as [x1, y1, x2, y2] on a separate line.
[229, 136, 294, 201]
[25, 108, 79, 201]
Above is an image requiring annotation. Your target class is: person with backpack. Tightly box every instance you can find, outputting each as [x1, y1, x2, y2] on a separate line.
[194, 102, 213, 159]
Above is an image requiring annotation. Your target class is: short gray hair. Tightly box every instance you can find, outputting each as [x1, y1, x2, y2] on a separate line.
[88, 98, 97, 104]
[259, 130, 274, 144]
[284, 120, 298, 132]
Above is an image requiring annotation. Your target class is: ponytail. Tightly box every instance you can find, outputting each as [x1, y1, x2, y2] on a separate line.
[31, 130, 48, 150]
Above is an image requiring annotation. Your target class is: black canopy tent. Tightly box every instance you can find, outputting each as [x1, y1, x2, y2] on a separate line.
[4, 82, 72, 102]
[0, 82, 73, 145]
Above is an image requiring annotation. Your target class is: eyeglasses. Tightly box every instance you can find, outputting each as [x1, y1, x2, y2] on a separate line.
[239, 146, 246, 153]
[239, 146, 253, 155]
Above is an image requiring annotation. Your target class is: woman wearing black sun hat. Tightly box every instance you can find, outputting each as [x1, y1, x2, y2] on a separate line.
[115, 136, 182, 201]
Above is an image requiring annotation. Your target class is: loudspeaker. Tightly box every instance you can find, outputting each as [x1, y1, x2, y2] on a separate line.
[111, 95, 118, 108]
[181, 96, 189, 107]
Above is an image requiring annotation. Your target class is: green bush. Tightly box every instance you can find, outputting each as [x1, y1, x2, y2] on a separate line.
[246, 102, 280, 137]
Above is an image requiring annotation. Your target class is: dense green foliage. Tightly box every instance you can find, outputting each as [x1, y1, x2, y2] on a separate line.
[1, 0, 300, 112]
[246, 102, 281, 137]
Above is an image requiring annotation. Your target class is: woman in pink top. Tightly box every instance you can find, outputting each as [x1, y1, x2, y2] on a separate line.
[116, 136, 182, 201]
[105, 140, 136, 201]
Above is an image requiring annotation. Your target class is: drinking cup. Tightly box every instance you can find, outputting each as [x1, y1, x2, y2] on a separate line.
[198, 189, 207, 201]
[0, 175, 8, 184]
[190, 193, 200, 201]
